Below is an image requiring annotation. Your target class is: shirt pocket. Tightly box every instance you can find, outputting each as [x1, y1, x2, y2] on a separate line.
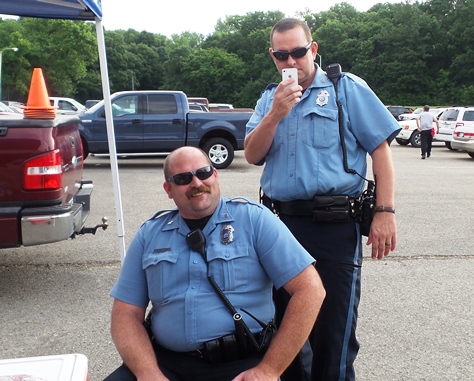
[142, 250, 181, 302]
[206, 243, 250, 291]
[302, 106, 339, 148]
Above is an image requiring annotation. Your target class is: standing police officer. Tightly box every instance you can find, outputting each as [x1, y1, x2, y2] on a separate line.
[245, 18, 401, 381]
[104, 146, 326, 381]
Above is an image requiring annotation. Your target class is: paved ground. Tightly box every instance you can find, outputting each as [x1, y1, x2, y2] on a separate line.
[1, 142, 473, 380]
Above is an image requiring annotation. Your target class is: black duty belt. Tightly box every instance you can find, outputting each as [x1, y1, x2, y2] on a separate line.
[154, 332, 263, 365]
[262, 194, 356, 223]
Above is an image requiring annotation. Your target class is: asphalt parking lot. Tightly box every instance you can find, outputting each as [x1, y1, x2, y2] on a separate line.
[1, 142, 473, 380]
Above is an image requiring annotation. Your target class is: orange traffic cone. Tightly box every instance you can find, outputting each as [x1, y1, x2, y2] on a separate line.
[22, 68, 57, 119]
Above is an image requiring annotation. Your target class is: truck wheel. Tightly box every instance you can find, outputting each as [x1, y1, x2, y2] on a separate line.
[445, 141, 455, 151]
[81, 137, 89, 159]
[203, 138, 234, 169]
[410, 131, 421, 148]
[396, 138, 409, 146]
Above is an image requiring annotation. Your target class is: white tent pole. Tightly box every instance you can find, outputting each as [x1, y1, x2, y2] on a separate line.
[95, 19, 127, 262]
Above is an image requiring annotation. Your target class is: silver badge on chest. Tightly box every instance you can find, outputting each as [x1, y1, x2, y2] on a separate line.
[316, 90, 330, 106]
[221, 225, 234, 244]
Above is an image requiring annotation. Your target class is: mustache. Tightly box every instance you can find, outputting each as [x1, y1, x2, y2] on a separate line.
[186, 185, 211, 199]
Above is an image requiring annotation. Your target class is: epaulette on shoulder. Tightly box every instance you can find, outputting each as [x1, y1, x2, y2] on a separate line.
[228, 196, 250, 204]
[150, 209, 176, 220]
[265, 82, 278, 91]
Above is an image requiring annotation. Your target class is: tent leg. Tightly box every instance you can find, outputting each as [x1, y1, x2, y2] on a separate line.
[95, 19, 127, 262]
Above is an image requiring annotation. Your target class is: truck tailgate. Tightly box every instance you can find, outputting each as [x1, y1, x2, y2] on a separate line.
[0, 115, 84, 205]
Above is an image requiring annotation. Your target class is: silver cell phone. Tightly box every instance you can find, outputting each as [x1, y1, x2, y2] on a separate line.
[282, 68, 298, 84]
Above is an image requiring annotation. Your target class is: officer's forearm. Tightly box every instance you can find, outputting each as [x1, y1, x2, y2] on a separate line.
[255, 265, 325, 377]
[244, 113, 280, 164]
[111, 301, 166, 380]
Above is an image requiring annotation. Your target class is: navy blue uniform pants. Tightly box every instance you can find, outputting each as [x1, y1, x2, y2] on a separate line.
[276, 214, 362, 381]
[103, 343, 262, 381]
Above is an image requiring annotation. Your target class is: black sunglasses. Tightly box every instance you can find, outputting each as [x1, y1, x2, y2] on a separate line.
[167, 166, 214, 185]
[272, 42, 313, 61]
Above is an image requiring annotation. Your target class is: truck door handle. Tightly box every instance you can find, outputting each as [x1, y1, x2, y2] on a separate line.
[132, 119, 142, 124]
[172, 119, 181, 125]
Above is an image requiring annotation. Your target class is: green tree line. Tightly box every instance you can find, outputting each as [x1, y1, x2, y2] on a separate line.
[1, 0, 473, 108]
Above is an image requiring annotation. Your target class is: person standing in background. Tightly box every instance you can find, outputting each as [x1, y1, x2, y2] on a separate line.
[416, 105, 439, 159]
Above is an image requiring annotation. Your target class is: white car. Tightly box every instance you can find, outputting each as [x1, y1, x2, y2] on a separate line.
[436, 106, 474, 150]
[451, 122, 474, 158]
[398, 107, 423, 121]
[395, 108, 446, 148]
[49, 97, 86, 115]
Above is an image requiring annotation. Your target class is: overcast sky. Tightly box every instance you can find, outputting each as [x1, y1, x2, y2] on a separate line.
[100, 0, 402, 37]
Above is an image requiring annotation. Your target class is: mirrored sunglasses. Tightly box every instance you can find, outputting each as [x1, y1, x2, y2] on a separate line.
[272, 42, 313, 61]
[167, 166, 214, 185]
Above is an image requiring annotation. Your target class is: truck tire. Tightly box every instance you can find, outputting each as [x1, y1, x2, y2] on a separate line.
[202, 138, 234, 169]
[81, 137, 89, 159]
[445, 141, 455, 151]
[396, 138, 409, 146]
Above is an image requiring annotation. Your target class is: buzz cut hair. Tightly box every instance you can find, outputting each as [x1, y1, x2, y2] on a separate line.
[270, 18, 312, 48]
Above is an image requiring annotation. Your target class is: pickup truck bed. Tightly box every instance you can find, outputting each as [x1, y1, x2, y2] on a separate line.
[0, 115, 99, 248]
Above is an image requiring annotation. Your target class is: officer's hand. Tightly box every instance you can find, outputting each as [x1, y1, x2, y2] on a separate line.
[232, 366, 279, 381]
[366, 211, 397, 260]
[270, 80, 302, 120]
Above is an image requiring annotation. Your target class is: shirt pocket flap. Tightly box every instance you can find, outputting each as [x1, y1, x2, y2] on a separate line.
[303, 106, 338, 121]
[142, 250, 179, 269]
[206, 243, 249, 262]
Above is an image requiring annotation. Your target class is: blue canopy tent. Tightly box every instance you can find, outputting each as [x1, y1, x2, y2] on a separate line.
[0, 0, 127, 260]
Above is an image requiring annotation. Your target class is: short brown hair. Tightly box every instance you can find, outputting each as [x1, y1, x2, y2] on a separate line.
[270, 18, 312, 48]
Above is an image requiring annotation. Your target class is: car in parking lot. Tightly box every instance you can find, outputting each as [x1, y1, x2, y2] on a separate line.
[395, 108, 446, 148]
[386, 105, 406, 120]
[398, 107, 423, 121]
[451, 122, 474, 158]
[436, 106, 474, 150]
[49, 97, 86, 115]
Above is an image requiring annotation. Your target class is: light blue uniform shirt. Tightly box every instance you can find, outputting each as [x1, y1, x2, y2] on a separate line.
[111, 197, 314, 352]
[246, 65, 401, 201]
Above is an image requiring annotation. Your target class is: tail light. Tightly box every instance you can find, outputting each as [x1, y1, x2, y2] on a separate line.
[24, 149, 63, 190]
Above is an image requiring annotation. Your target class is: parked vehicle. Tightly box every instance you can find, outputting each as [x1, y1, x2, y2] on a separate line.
[1, 100, 24, 107]
[189, 102, 209, 112]
[0, 102, 19, 115]
[436, 106, 474, 150]
[386, 105, 406, 120]
[49, 97, 87, 115]
[187, 97, 209, 109]
[451, 122, 474, 158]
[0, 114, 107, 249]
[398, 107, 423, 121]
[396, 108, 446, 148]
[79, 91, 253, 169]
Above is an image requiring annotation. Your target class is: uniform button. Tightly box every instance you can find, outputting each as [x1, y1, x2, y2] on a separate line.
[188, 310, 193, 315]
[193, 259, 198, 264]
[290, 152, 294, 156]
[191, 286, 196, 289]
[289, 173, 294, 177]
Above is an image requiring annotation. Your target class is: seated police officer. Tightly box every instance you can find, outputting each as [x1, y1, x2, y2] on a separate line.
[104, 146, 325, 381]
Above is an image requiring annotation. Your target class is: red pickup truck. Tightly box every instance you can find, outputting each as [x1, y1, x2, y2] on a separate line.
[0, 113, 106, 248]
